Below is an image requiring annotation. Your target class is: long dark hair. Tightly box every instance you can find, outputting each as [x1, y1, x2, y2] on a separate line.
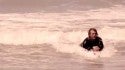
[88, 28, 98, 38]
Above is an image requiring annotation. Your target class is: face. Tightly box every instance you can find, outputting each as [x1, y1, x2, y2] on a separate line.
[89, 30, 97, 39]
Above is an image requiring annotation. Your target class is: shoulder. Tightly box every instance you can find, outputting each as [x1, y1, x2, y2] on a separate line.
[96, 36, 102, 41]
[84, 37, 89, 40]
[83, 37, 89, 42]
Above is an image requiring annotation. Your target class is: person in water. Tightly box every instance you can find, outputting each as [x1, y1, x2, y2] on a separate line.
[80, 28, 104, 51]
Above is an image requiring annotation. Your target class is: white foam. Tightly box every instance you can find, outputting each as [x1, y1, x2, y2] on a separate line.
[0, 26, 122, 58]
[99, 26, 125, 41]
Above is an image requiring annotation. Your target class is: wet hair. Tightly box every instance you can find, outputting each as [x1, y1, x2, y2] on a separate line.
[88, 28, 98, 37]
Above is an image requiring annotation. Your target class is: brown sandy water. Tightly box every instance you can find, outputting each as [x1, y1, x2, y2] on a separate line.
[0, 42, 124, 70]
[0, 0, 125, 70]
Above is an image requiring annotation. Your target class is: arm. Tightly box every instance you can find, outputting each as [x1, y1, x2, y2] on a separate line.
[98, 38, 104, 51]
[92, 37, 104, 51]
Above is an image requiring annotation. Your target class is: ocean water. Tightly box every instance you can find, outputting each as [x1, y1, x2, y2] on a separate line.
[0, 0, 125, 70]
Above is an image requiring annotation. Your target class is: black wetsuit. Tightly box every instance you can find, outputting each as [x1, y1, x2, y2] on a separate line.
[80, 37, 104, 51]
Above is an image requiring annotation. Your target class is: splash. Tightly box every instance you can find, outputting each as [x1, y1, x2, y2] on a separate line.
[0, 26, 123, 58]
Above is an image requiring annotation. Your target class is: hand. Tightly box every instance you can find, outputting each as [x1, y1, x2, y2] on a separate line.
[92, 46, 100, 51]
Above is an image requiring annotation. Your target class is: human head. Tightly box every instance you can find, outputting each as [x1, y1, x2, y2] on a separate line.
[88, 28, 98, 39]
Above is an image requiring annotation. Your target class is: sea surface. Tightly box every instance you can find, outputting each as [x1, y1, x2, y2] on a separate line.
[0, 0, 125, 70]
